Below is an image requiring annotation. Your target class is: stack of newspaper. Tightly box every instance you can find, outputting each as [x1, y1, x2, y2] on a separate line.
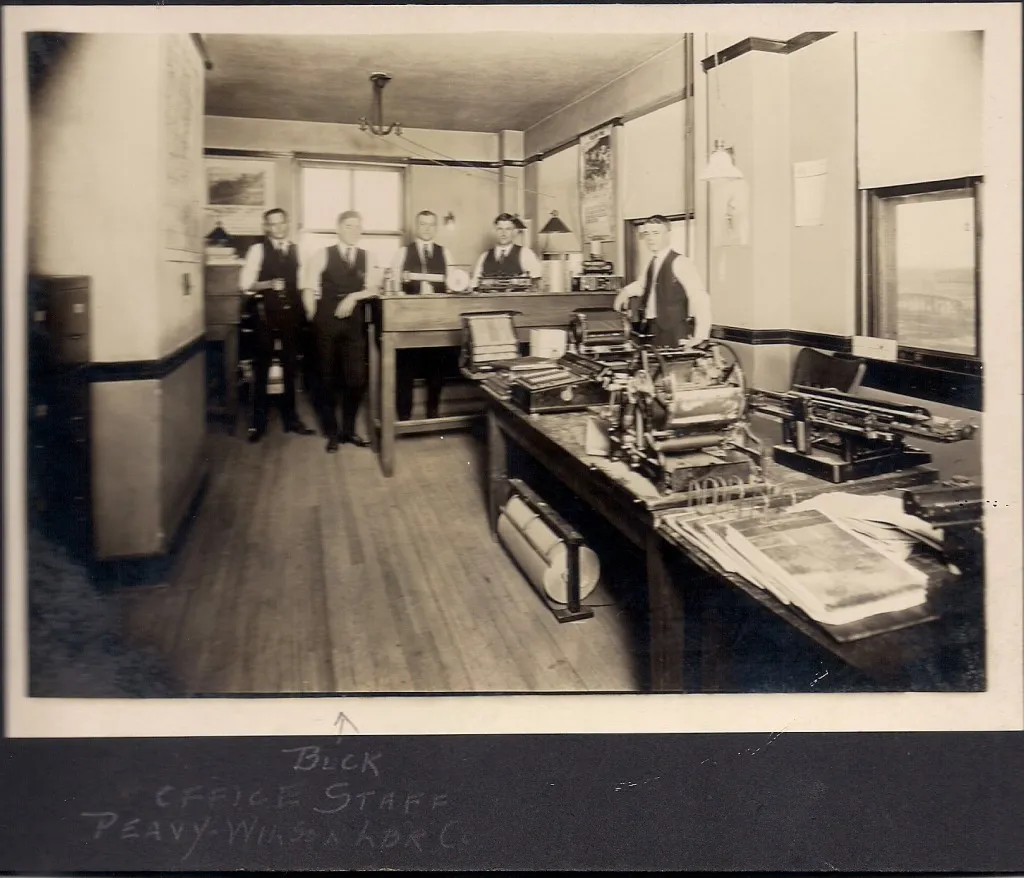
[663, 493, 936, 627]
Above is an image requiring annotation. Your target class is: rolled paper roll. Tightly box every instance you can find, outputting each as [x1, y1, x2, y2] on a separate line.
[498, 496, 600, 604]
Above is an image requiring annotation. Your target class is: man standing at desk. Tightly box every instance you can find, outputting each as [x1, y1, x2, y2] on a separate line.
[239, 207, 315, 442]
[302, 210, 377, 453]
[612, 214, 712, 346]
[389, 209, 449, 421]
[470, 212, 543, 289]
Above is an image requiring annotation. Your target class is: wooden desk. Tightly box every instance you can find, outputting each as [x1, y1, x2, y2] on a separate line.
[482, 394, 982, 693]
[368, 292, 614, 476]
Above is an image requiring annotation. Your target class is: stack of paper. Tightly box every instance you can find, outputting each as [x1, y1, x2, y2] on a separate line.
[787, 492, 943, 559]
[662, 501, 931, 628]
[722, 510, 928, 626]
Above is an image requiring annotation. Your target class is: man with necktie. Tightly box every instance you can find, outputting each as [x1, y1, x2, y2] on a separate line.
[388, 210, 450, 421]
[302, 210, 378, 453]
[238, 207, 315, 442]
[612, 214, 712, 346]
[469, 212, 544, 289]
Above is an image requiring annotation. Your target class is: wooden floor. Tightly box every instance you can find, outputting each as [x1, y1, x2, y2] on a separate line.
[119, 401, 641, 694]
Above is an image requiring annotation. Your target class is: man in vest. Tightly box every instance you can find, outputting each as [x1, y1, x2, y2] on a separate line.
[612, 214, 712, 346]
[302, 210, 378, 453]
[387, 210, 452, 421]
[469, 212, 544, 289]
[239, 207, 315, 442]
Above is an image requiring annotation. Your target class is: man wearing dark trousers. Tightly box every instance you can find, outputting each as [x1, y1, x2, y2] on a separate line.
[388, 209, 449, 421]
[302, 210, 377, 454]
[239, 207, 315, 442]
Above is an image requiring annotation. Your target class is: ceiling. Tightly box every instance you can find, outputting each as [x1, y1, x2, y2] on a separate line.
[202, 33, 683, 133]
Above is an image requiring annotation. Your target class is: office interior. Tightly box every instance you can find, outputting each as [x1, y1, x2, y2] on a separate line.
[24, 31, 986, 698]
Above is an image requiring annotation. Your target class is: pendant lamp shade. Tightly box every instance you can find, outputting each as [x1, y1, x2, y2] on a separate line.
[539, 211, 572, 234]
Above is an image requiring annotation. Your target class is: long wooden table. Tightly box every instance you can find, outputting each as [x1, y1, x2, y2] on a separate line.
[367, 292, 614, 476]
[482, 393, 983, 693]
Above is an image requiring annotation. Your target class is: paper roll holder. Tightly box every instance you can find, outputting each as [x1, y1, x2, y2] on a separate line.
[504, 478, 595, 623]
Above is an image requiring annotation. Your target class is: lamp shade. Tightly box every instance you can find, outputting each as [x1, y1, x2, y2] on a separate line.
[699, 143, 744, 181]
[539, 211, 572, 234]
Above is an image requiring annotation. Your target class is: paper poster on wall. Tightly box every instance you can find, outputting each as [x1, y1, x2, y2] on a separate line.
[579, 125, 615, 242]
[713, 179, 750, 247]
[204, 157, 277, 236]
[794, 159, 828, 227]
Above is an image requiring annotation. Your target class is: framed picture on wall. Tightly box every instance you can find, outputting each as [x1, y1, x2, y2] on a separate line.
[203, 155, 276, 236]
[579, 124, 615, 242]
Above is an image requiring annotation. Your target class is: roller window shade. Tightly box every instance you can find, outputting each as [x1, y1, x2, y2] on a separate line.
[622, 100, 687, 219]
[857, 31, 982, 189]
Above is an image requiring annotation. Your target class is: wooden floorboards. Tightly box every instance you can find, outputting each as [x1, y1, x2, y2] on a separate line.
[118, 401, 641, 694]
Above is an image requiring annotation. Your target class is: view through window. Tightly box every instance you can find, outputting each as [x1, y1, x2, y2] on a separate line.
[869, 181, 980, 357]
[298, 162, 404, 275]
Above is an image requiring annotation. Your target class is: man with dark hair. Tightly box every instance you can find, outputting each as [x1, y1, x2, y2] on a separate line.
[388, 209, 450, 420]
[238, 207, 314, 442]
[470, 212, 543, 289]
[613, 214, 712, 346]
[302, 210, 377, 453]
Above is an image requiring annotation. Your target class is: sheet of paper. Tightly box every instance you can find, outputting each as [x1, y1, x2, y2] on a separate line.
[793, 159, 828, 227]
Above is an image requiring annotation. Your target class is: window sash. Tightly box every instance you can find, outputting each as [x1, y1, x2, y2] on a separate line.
[297, 160, 405, 235]
[864, 178, 981, 360]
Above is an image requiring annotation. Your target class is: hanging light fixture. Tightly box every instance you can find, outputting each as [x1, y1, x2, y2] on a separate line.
[539, 211, 572, 234]
[700, 139, 744, 181]
[359, 72, 402, 136]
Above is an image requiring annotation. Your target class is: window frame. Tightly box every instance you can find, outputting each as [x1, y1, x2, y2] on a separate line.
[296, 158, 407, 241]
[859, 175, 983, 373]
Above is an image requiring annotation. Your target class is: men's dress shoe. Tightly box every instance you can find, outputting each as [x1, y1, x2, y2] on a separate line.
[326, 436, 339, 453]
[286, 419, 315, 435]
[248, 427, 265, 444]
[344, 433, 370, 448]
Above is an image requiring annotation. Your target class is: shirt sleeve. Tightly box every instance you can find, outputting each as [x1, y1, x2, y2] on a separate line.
[301, 247, 325, 295]
[389, 246, 408, 280]
[238, 244, 263, 293]
[519, 247, 544, 278]
[469, 252, 487, 289]
[672, 255, 712, 341]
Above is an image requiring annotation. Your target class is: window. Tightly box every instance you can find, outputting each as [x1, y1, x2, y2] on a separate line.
[298, 161, 404, 272]
[864, 178, 981, 358]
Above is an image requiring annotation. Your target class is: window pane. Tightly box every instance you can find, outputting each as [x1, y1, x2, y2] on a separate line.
[893, 194, 976, 355]
[872, 189, 977, 356]
[353, 169, 402, 231]
[301, 168, 350, 231]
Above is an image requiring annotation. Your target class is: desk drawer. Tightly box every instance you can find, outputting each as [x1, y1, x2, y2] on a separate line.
[205, 293, 241, 326]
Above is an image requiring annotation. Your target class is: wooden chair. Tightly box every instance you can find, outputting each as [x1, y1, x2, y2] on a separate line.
[791, 347, 866, 393]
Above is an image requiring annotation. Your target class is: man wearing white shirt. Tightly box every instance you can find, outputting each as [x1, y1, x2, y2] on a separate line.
[238, 207, 314, 442]
[612, 214, 712, 346]
[301, 210, 378, 453]
[388, 210, 451, 420]
[470, 213, 543, 290]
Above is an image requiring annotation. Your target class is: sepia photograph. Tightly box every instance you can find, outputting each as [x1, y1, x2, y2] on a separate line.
[3, 4, 1021, 741]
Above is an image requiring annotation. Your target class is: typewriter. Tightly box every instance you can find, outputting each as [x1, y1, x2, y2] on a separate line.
[572, 257, 623, 293]
[508, 351, 613, 414]
[475, 273, 534, 294]
[749, 386, 979, 483]
[569, 308, 636, 370]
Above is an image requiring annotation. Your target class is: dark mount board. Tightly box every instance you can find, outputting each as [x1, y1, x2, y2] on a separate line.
[2, 725, 1024, 870]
